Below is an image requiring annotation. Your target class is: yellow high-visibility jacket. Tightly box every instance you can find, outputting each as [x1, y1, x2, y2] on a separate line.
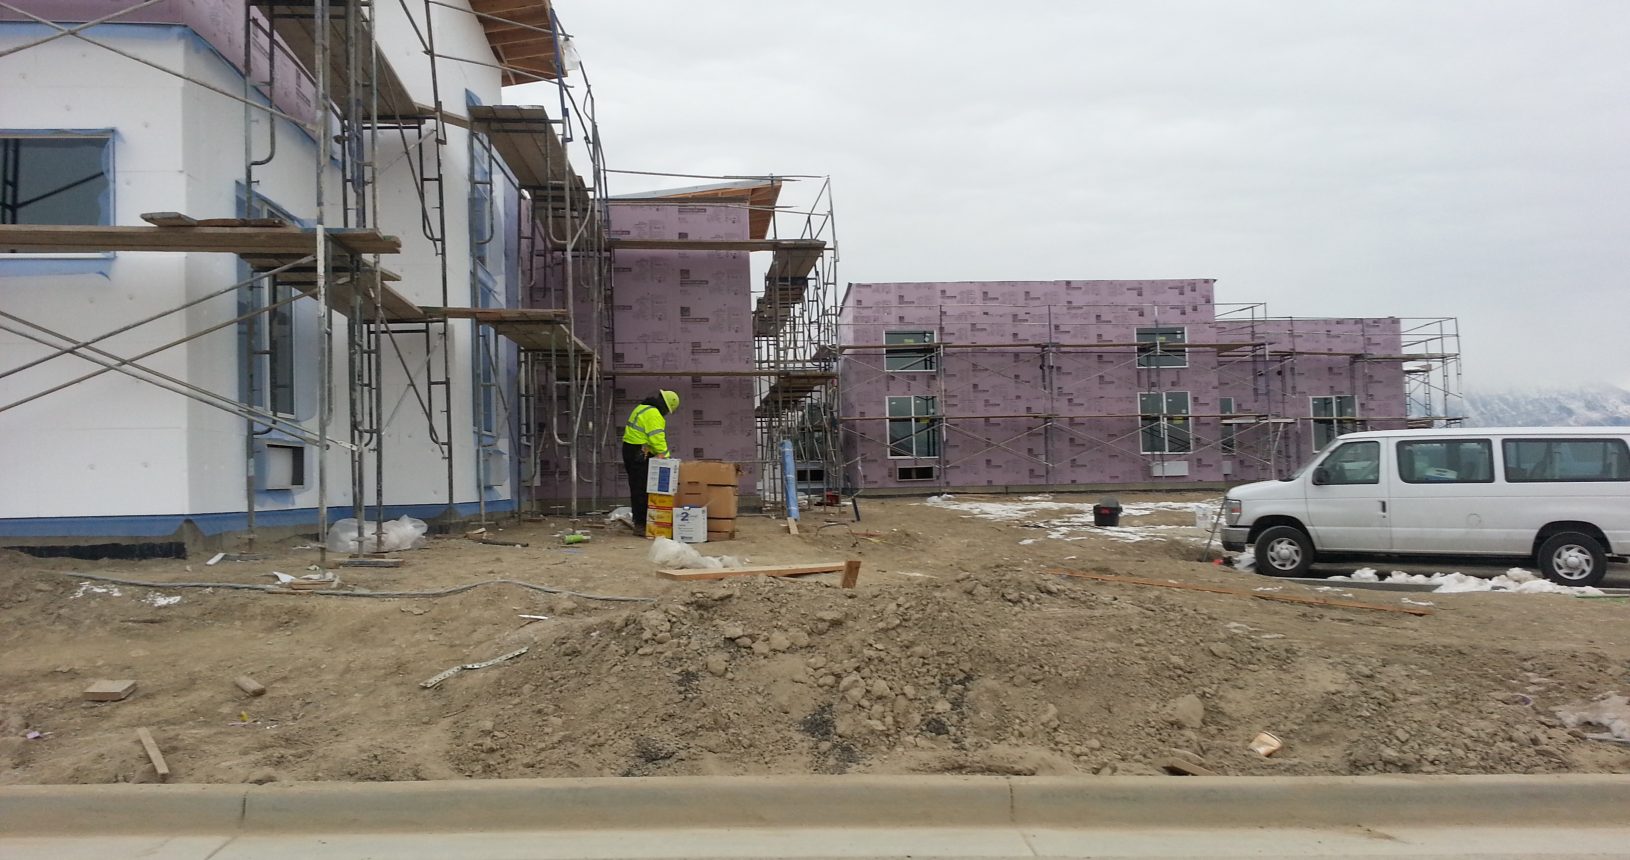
[622, 404, 670, 457]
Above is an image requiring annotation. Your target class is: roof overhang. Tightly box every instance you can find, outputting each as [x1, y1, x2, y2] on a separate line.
[469, 0, 565, 87]
[612, 179, 783, 240]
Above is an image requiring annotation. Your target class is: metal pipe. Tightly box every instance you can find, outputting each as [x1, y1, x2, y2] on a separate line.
[314, 0, 333, 565]
[0, 256, 313, 383]
[0, 317, 337, 448]
[0, 3, 318, 133]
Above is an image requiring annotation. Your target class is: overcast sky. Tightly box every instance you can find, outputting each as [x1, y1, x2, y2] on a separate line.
[514, 1, 1629, 392]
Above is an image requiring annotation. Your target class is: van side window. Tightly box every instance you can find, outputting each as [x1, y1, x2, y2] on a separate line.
[1502, 439, 1630, 483]
[1321, 440, 1380, 485]
[1397, 439, 1494, 483]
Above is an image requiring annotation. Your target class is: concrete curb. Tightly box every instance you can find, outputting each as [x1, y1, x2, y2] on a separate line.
[2, 775, 1629, 836]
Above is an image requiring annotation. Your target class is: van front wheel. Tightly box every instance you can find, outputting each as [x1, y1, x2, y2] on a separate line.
[1537, 532, 1607, 588]
[1255, 526, 1314, 577]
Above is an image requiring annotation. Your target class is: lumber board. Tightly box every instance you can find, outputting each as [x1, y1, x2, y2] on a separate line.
[234, 676, 267, 697]
[1055, 570, 1434, 616]
[841, 560, 862, 590]
[0, 224, 399, 255]
[656, 562, 845, 582]
[82, 679, 137, 701]
[135, 727, 170, 781]
[608, 237, 825, 253]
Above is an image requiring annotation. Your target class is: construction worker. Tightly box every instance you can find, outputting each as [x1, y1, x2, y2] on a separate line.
[622, 389, 680, 533]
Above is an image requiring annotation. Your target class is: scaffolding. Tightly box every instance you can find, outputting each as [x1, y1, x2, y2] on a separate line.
[830, 299, 1463, 494]
[0, 0, 602, 551]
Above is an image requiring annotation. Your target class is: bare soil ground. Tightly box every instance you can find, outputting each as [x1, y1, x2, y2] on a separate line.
[2, 493, 1627, 785]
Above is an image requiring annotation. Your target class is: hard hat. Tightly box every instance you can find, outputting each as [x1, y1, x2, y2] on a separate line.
[661, 389, 680, 412]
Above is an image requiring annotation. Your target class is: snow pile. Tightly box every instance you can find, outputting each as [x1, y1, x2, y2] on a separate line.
[1555, 694, 1630, 742]
[1335, 568, 1604, 595]
[922, 496, 1219, 544]
[143, 593, 182, 607]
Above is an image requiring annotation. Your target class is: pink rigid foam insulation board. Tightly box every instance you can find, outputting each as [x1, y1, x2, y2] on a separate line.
[839, 280, 1408, 491]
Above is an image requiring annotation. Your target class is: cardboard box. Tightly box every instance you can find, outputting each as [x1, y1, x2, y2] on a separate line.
[676, 480, 709, 508]
[680, 460, 739, 487]
[646, 458, 681, 494]
[705, 484, 738, 520]
[705, 517, 735, 540]
[674, 505, 708, 543]
[645, 520, 672, 539]
[648, 508, 674, 525]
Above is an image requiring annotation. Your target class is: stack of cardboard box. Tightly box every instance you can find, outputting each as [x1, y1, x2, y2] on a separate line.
[677, 460, 741, 541]
[645, 458, 681, 540]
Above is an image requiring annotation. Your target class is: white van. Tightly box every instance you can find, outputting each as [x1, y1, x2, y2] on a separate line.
[1221, 427, 1630, 586]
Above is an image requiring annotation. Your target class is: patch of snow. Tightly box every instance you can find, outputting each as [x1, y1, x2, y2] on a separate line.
[71, 582, 122, 599]
[144, 594, 182, 607]
[1331, 568, 1603, 595]
[1556, 694, 1630, 742]
[1253, 586, 1283, 593]
[1018, 538, 1038, 545]
[1232, 553, 1256, 572]
[1401, 597, 1436, 607]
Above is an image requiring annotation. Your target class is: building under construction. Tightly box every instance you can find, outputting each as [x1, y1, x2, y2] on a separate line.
[0, 0, 1457, 547]
[834, 279, 1462, 493]
[0, 0, 841, 548]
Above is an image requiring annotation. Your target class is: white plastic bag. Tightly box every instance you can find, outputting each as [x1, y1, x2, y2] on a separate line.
[648, 537, 741, 571]
[606, 507, 634, 528]
[649, 537, 704, 569]
[326, 515, 428, 554]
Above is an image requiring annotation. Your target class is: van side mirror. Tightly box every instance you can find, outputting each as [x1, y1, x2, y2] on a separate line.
[1312, 467, 1330, 486]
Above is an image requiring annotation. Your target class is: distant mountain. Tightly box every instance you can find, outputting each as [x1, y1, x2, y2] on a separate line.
[1462, 386, 1630, 428]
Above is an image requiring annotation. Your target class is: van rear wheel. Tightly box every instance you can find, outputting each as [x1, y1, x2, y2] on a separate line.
[1254, 526, 1314, 577]
[1537, 532, 1607, 588]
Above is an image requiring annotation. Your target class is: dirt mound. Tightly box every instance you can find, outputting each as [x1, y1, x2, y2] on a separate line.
[438, 569, 1614, 780]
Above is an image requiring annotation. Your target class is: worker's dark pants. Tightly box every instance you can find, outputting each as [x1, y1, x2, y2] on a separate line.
[623, 442, 650, 529]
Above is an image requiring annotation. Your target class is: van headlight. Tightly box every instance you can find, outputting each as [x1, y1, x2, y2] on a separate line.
[1225, 498, 1242, 526]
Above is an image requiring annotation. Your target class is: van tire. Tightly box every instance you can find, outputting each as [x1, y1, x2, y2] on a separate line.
[1255, 526, 1314, 577]
[1537, 532, 1607, 588]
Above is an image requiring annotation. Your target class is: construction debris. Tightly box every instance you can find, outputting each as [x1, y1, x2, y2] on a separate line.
[234, 676, 267, 698]
[82, 680, 137, 702]
[656, 562, 852, 583]
[419, 647, 530, 690]
[134, 727, 170, 781]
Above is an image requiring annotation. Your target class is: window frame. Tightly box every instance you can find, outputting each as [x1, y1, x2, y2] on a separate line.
[1135, 326, 1188, 369]
[1310, 394, 1360, 451]
[1395, 439, 1495, 484]
[0, 131, 114, 228]
[884, 330, 938, 372]
[1501, 437, 1630, 484]
[886, 395, 940, 459]
[896, 465, 938, 481]
[1138, 390, 1192, 454]
[1219, 396, 1238, 455]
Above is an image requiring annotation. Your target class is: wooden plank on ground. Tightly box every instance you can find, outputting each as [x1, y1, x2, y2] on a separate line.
[1055, 570, 1434, 616]
[841, 560, 862, 589]
[134, 728, 170, 782]
[787, 518, 800, 536]
[656, 562, 845, 582]
[82, 679, 137, 701]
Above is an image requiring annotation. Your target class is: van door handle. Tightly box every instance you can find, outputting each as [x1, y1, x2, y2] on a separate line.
[1380, 501, 1388, 513]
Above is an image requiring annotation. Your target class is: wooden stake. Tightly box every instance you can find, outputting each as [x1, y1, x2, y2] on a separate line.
[1055, 570, 1434, 616]
[841, 560, 862, 589]
[135, 728, 170, 782]
[787, 517, 800, 536]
